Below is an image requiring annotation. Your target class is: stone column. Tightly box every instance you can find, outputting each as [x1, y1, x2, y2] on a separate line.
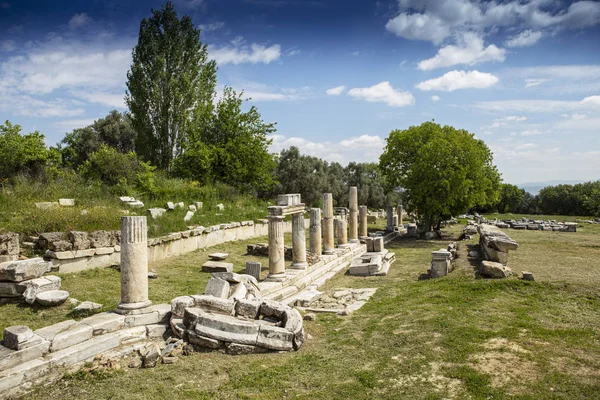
[386, 206, 394, 231]
[267, 216, 286, 280]
[322, 193, 335, 254]
[359, 205, 368, 238]
[309, 208, 322, 256]
[117, 216, 152, 313]
[245, 261, 262, 281]
[348, 186, 359, 243]
[335, 219, 348, 246]
[291, 213, 308, 270]
[397, 205, 403, 227]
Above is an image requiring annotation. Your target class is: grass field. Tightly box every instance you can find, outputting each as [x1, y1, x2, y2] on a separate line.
[3, 218, 600, 399]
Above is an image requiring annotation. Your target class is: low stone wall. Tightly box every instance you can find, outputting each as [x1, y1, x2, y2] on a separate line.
[0, 304, 171, 399]
[43, 220, 306, 274]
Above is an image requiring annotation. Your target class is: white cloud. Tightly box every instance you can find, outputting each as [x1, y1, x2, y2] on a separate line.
[209, 37, 280, 65]
[347, 81, 415, 107]
[385, 0, 600, 44]
[1, 40, 15, 52]
[524, 78, 551, 88]
[417, 33, 505, 71]
[269, 134, 386, 164]
[476, 95, 600, 113]
[69, 13, 91, 29]
[70, 91, 126, 108]
[0, 94, 85, 117]
[244, 91, 287, 101]
[326, 85, 346, 96]
[52, 119, 96, 132]
[198, 21, 225, 32]
[555, 117, 600, 131]
[521, 129, 548, 136]
[416, 70, 499, 92]
[506, 30, 543, 47]
[581, 95, 600, 106]
[238, 84, 314, 102]
[489, 115, 527, 128]
[431, 95, 440, 102]
[339, 134, 385, 149]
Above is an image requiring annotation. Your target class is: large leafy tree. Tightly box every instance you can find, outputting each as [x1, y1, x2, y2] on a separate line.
[379, 121, 501, 231]
[0, 121, 58, 181]
[497, 183, 523, 213]
[60, 110, 136, 167]
[175, 87, 277, 192]
[275, 146, 330, 206]
[345, 162, 387, 209]
[126, 1, 217, 171]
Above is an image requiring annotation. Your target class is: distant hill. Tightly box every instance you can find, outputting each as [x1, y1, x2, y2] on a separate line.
[517, 180, 585, 195]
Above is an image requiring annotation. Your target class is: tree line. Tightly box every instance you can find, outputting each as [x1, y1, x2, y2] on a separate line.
[486, 182, 600, 217]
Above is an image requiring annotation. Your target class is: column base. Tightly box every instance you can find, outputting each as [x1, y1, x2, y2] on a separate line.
[264, 273, 287, 282]
[290, 262, 308, 270]
[115, 300, 153, 315]
[337, 243, 352, 249]
[322, 248, 335, 255]
[349, 239, 360, 244]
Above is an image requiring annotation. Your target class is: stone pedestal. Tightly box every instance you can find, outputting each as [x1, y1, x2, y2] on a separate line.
[309, 208, 322, 256]
[117, 216, 152, 313]
[348, 186, 359, 243]
[430, 250, 451, 278]
[291, 213, 307, 270]
[386, 206, 395, 231]
[267, 216, 286, 281]
[245, 262, 262, 281]
[335, 219, 348, 246]
[392, 215, 398, 228]
[322, 193, 335, 254]
[358, 205, 368, 238]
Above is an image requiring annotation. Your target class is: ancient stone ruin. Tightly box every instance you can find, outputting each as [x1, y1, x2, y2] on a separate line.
[478, 224, 519, 278]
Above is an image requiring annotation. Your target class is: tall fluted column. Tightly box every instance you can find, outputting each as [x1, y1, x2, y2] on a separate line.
[117, 216, 152, 313]
[267, 216, 286, 280]
[386, 206, 395, 231]
[359, 205, 368, 238]
[291, 212, 308, 269]
[397, 204, 403, 227]
[322, 193, 335, 254]
[335, 219, 348, 246]
[309, 208, 322, 256]
[348, 186, 359, 243]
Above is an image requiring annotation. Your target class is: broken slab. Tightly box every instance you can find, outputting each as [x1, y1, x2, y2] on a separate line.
[208, 252, 229, 261]
[201, 261, 233, 273]
[204, 278, 230, 299]
[480, 261, 513, 279]
[0, 258, 51, 282]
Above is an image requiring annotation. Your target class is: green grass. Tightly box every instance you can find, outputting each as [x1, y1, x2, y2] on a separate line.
[4, 219, 600, 399]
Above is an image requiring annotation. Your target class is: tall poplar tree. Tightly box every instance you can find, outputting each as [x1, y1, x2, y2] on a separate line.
[126, 1, 217, 171]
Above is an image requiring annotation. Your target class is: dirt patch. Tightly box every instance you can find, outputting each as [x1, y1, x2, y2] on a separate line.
[389, 361, 466, 399]
[469, 338, 540, 391]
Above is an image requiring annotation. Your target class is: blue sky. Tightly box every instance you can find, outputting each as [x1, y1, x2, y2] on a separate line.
[1, 0, 599, 185]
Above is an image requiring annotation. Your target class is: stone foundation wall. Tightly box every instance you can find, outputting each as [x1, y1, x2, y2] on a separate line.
[43, 219, 311, 274]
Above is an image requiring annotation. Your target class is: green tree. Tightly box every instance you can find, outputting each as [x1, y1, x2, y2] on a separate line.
[344, 162, 387, 209]
[0, 121, 58, 181]
[275, 146, 330, 206]
[497, 183, 523, 213]
[59, 110, 136, 167]
[379, 121, 501, 231]
[126, 1, 217, 171]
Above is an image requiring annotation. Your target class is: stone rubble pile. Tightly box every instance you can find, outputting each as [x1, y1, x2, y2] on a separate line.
[0, 233, 19, 262]
[478, 224, 519, 278]
[169, 272, 304, 354]
[348, 236, 395, 276]
[119, 196, 144, 208]
[472, 216, 578, 232]
[420, 242, 457, 279]
[0, 258, 69, 305]
[294, 288, 377, 316]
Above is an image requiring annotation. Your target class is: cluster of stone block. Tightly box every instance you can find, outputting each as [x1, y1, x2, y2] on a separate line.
[294, 287, 377, 316]
[169, 272, 303, 355]
[348, 237, 395, 276]
[475, 217, 578, 232]
[0, 258, 68, 305]
[428, 242, 458, 278]
[36, 230, 121, 258]
[34, 199, 76, 209]
[119, 196, 144, 208]
[148, 201, 205, 220]
[478, 224, 519, 279]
